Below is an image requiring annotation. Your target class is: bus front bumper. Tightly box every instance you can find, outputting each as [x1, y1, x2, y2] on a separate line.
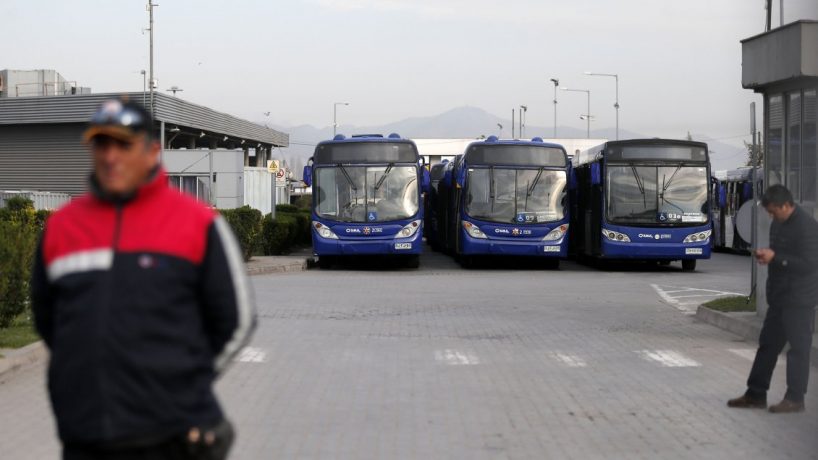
[461, 235, 568, 257]
[313, 231, 423, 256]
[601, 240, 711, 259]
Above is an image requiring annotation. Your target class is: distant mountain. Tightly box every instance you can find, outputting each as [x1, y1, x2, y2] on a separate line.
[269, 106, 746, 177]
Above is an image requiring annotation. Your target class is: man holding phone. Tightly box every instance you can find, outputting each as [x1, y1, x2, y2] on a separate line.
[727, 185, 818, 413]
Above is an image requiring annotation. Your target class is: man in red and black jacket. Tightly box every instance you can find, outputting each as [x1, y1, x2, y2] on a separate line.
[31, 99, 255, 459]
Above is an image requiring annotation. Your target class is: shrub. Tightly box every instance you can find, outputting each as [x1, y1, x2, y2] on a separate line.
[275, 203, 301, 214]
[219, 206, 262, 261]
[0, 199, 37, 328]
[261, 214, 291, 255]
[293, 195, 312, 210]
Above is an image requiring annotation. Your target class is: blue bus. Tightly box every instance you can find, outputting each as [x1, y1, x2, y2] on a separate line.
[434, 136, 571, 267]
[710, 166, 762, 252]
[570, 139, 712, 271]
[302, 134, 430, 268]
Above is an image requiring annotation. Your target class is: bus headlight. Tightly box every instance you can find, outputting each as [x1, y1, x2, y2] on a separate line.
[683, 229, 711, 243]
[602, 228, 631, 242]
[543, 224, 569, 241]
[398, 220, 421, 238]
[462, 221, 488, 239]
[313, 221, 339, 240]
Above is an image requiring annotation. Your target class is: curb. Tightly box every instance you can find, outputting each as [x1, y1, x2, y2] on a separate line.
[695, 305, 818, 367]
[246, 258, 310, 276]
[0, 341, 47, 380]
[0, 257, 312, 379]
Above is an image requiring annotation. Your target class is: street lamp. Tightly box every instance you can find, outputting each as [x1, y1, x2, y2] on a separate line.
[497, 123, 503, 138]
[585, 71, 619, 140]
[560, 87, 591, 139]
[333, 102, 349, 136]
[519, 105, 528, 139]
[550, 78, 559, 138]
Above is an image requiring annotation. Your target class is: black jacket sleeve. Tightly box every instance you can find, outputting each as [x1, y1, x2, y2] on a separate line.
[198, 217, 256, 375]
[30, 237, 55, 348]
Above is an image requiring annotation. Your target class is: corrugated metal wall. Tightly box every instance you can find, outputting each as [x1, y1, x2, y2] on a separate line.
[0, 124, 90, 196]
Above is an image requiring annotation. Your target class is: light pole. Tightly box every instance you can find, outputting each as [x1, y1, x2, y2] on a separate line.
[146, 2, 158, 118]
[550, 78, 559, 138]
[333, 102, 349, 136]
[585, 72, 619, 140]
[560, 87, 591, 139]
[497, 123, 503, 138]
[520, 105, 528, 138]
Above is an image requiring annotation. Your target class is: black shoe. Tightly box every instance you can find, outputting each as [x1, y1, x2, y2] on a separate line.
[727, 394, 767, 409]
[769, 399, 805, 413]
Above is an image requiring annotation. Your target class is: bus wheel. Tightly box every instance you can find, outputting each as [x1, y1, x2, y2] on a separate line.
[405, 255, 420, 269]
[318, 256, 335, 269]
[681, 259, 697, 272]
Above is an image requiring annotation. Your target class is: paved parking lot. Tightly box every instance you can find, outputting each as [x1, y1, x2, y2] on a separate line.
[1, 251, 816, 459]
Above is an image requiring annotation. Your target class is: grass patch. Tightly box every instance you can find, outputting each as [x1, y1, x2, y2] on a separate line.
[0, 313, 40, 349]
[703, 295, 756, 313]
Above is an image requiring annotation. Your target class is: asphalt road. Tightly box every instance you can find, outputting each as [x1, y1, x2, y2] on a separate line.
[2, 250, 816, 459]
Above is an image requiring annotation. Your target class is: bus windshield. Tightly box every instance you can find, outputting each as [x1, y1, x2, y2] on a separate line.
[606, 164, 708, 225]
[315, 165, 419, 223]
[465, 168, 567, 224]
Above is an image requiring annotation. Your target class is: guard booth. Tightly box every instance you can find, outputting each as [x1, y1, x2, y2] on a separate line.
[741, 20, 818, 321]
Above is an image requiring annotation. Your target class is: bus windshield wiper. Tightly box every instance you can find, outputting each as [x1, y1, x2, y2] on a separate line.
[660, 165, 683, 195]
[527, 167, 545, 197]
[630, 165, 647, 208]
[489, 166, 496, 213]
[337, 164, 357, 191]
[374, 163, 394, 191]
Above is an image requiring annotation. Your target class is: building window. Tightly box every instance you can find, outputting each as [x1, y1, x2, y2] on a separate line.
[804, 89, 817, 214]
[168, 175, 212, 204]
[787, 92, 802, 201]
[767, 94, 784, 186]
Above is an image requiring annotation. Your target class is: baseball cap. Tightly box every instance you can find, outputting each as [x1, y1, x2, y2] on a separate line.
[83, 99, 154, 144]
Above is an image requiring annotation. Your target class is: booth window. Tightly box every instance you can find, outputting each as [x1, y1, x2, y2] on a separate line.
[168, 174, 212, 204]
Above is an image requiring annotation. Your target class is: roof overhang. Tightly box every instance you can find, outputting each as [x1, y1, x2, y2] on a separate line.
[741, 20, 818, 91]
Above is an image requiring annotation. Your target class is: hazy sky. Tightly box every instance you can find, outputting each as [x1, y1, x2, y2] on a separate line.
[3, 0, 817, 146]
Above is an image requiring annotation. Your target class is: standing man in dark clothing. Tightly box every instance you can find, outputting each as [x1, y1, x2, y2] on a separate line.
[31, 99, 256, 459]
[728, 184, 818, 413]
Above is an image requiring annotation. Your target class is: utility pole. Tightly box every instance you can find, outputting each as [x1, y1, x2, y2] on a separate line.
[511, 109, 515, 139]
[766, 0, 772, 31]
[147, 2, 158, 117]
[550, 78, 559, 138]
[520, 105, 528, 138]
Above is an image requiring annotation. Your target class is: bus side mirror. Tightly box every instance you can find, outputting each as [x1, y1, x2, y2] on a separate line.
[455, 167, 466, 188]
[422, 168, 431, 193]
[303, 165, 312, 187]
[590, 163, 601, 186]
[718, 184, 726, 208]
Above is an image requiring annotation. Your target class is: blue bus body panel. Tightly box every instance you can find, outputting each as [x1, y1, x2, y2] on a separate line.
[599, 223, 711, 259]
[459, 218, 569, 257]
[312, 217, 423, 255]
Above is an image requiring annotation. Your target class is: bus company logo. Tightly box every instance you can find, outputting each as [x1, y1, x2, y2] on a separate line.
[512, 228, 520, 236]
[345, 228, 362, 234]
[639, 233, 672, 240]
[494, 228, 510, 234]
[363, 227, 371, 235]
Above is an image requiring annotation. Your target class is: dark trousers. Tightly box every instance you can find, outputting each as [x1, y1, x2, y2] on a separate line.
[747, 303, 815, 402]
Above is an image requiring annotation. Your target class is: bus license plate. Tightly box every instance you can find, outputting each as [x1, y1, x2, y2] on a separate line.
[685, 248, 703, 255]
[395, 243, 412, 250]
[543, 246, 560, 253]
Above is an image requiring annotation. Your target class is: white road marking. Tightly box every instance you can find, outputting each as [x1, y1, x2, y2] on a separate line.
[549, 352, 587, 368]
[435, 349, 480, 366]
[651, 284, 745, 315]
[235, 347, 267, 363]
[636, 350, 701, 367]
